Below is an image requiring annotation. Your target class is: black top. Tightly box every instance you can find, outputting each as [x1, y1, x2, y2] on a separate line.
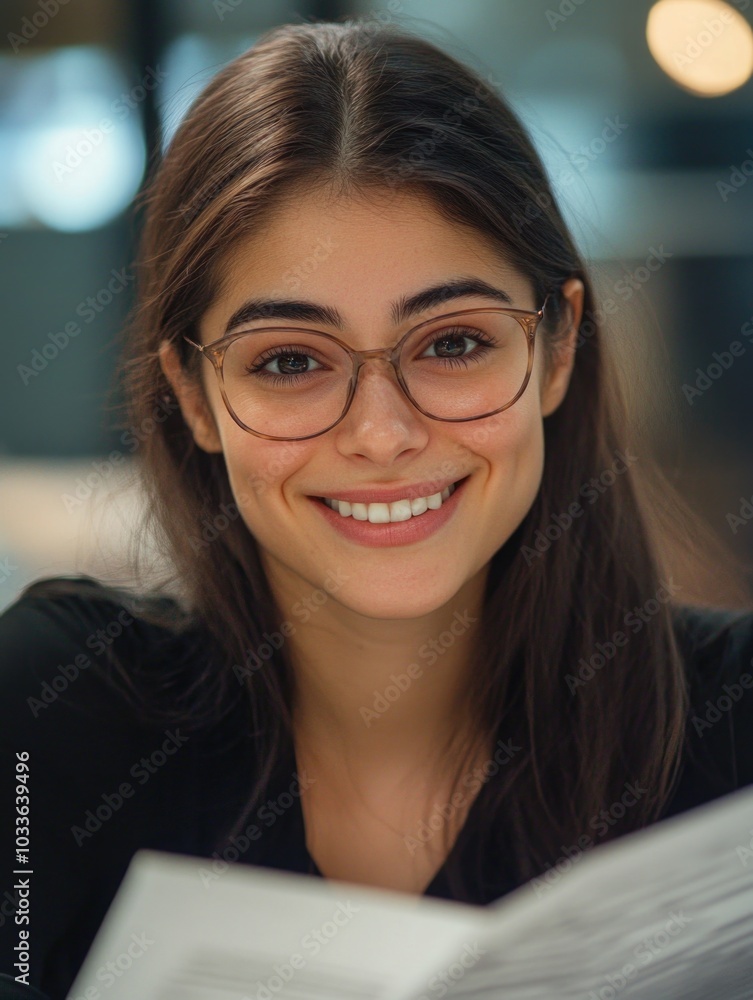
[1, 578, 752, 1000]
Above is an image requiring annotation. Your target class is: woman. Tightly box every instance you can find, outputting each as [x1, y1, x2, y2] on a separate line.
[2, 18, 753, 1000]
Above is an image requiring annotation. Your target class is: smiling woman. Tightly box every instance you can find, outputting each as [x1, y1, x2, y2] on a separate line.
[2, 17, 753, 1000]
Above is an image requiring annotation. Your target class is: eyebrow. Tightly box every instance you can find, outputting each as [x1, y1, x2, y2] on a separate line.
[221, 277, 514, 337]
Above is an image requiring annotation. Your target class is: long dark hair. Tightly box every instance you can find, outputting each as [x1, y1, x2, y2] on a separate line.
[22, 19, 753, 899]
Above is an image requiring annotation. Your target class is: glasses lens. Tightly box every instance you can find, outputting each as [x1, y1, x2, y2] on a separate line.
[220, 312, 532, 438]
[400, 311, 530, 419]
[222, 330, 350, 438]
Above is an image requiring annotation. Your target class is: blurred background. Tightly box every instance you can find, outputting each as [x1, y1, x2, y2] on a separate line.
[0, 0, 752, 611]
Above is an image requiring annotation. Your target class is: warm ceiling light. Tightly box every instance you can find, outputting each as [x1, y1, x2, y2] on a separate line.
[647, 0, 753, 96]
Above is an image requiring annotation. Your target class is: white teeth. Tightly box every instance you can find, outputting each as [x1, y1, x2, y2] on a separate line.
[367, 503, 390, 524]
[389, 499, 413, 522]
[322, 482, 459, 522]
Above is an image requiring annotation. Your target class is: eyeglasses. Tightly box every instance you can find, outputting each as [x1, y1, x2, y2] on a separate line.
[183, 296, 553, 441]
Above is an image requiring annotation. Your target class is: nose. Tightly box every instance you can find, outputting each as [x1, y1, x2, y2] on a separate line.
[332, 358, 430, 464]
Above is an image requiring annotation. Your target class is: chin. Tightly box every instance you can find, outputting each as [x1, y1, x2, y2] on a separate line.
[341, 583, 464, 621]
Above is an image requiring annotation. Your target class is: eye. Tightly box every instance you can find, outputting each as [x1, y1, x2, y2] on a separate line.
[259, 351, 323, 376]
[421, 331, 480, 358]
[415, 328, 496, 368]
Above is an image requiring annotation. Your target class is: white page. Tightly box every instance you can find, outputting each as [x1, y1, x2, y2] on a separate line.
[66, 784, 753, 1000]
[65, 851, 485, 1000]
[393, 782, 753, 999]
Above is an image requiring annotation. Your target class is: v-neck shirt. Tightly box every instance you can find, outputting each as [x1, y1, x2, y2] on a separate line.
[1, 579, 752, 999]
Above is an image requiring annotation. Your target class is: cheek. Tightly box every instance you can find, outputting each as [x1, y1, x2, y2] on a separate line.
[453, 399, 545, 545]
[229, 447, 298, 499]
[221, 434, 273, 506]
[220, 429, 312, 530]
[452, 392, 545, 476]
[491, 421, 545, 556]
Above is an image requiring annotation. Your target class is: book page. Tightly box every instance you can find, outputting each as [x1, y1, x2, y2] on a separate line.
[65, 851, 485, 1000]
[407, 783, 753, 999]
[66, 784, 753, 1000]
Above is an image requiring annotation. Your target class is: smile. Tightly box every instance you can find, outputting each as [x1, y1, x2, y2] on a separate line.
[319, 482, 459, 523]
[308, 475, 470, 547]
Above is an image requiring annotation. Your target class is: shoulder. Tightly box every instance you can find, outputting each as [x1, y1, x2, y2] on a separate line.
[670, 601, 753, 793]
[0, 571, 187, 644]
[0, 576, 227, 992]
[0, 574, 200, 754]
[671, 602, 753, 692]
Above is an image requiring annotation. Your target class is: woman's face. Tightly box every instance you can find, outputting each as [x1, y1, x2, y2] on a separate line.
[162, 185, 582, 620]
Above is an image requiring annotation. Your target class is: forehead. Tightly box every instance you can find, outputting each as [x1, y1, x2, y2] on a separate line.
[201, 184, 534, 340]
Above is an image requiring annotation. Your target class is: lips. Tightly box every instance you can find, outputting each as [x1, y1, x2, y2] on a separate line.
[311, 475, 470, 506]
[309, 474, 468, 547]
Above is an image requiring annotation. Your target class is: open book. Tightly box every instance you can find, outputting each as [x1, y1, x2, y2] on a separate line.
[67, 783, 753, 1000]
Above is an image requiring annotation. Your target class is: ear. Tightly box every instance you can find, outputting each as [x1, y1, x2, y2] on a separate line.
[158, 340, 224, 453]
[539, 277, 585, 418]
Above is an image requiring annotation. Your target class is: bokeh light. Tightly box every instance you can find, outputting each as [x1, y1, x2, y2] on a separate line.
[647, 0, 753, 97]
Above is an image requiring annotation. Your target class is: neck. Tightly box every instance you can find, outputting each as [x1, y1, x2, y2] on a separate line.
[267, 565, 488, 777]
